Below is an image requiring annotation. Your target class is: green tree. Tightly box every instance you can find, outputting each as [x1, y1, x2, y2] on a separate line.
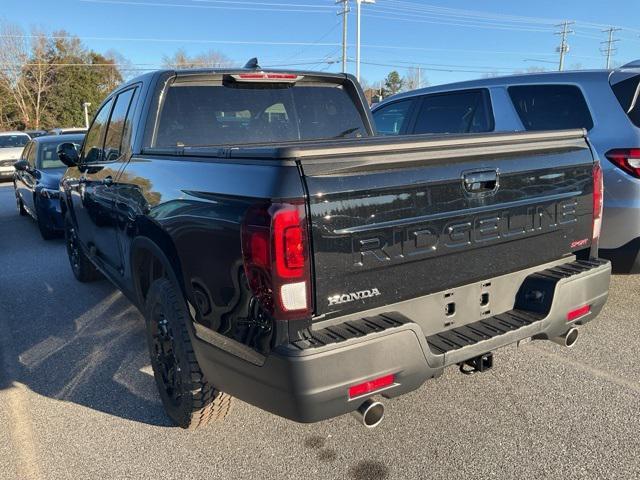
[46, 32, 122, 128]
[383, 71, 404, 96]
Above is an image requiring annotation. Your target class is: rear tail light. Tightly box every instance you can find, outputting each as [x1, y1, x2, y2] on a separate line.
[605, 148, 640, 178]
[241, 201, 312, 320]
[348, 374, 396, 400]
[592, 161, 603, 243]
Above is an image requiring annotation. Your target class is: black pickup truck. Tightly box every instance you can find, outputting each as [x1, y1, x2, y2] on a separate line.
[56, 63, 611, 429]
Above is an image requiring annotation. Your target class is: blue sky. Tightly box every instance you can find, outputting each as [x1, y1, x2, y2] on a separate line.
[3, 0, 640, 87]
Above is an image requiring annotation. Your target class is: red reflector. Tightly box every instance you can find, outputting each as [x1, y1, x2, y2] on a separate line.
[348, 374, 395, 399]
[567, 304, 590, 321]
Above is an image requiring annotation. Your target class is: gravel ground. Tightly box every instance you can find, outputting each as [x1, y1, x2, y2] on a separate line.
[0, 182, 639, 480]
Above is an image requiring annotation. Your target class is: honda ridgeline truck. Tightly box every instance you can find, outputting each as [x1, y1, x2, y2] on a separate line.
[56, 62, 611, 429]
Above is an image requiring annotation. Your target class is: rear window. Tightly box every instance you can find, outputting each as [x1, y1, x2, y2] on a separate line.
[154, 80, 368, 147]
[610, 74, 640, 127]
[0, 135, 29, 148]
[508, 85, 594, 131]
[39, 141, 82, 169]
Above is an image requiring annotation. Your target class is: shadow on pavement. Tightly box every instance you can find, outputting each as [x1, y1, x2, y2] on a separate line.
[0, 204, 172, 427]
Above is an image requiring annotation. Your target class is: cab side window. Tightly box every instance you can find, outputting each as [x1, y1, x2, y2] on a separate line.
[103, 88, 137, 162]
[413, 89, 494, 135]
[82, 98, 114, 163]
[372, 99, 413, 136]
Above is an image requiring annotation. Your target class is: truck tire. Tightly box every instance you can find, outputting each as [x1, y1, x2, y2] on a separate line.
[144, 278, 232, 429]
[64, 214, 102, 282]
[16, 193, 27, 216]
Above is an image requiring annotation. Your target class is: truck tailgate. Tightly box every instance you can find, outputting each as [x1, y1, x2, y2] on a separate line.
[296, 130, 596, 320]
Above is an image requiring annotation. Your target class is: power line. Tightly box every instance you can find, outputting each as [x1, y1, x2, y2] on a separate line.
[353, 59, 516, 74]
[79, 0, 334, 13]
[190, 0, 334, 8]
[377, 0, 640, 34]
[362, 12, 556, 33]
[0, 34, 342, 47]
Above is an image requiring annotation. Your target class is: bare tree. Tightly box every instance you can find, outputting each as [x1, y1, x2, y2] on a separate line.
[0, 23, 56, 129]
[403, 67, 427, 92]
[104, 49, 135, 82]
[162, 48, 234, 69]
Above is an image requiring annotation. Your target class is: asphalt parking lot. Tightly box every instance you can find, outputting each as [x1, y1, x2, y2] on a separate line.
[0, 181, 639, 480]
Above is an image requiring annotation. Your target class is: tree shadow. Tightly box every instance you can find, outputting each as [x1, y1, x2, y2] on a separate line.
[348, 461, 390, 480]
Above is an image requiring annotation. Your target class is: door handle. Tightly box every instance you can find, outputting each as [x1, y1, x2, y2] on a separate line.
[462, 170, 499, 195]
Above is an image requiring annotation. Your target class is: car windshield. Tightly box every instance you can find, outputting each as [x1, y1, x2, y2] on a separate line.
[39, 141, 81, 169]
[0, 135, 29, 148]
[154, 81, 369, 147]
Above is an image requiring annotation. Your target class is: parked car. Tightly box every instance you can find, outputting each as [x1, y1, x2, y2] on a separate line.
[14, 134, 84, 239]
[24, 129, 48, 138]
[57, 64, 610, 430]
[0, 131, 30, 181]
[372, 62, 640, 273]
[48, 127, 88, 135]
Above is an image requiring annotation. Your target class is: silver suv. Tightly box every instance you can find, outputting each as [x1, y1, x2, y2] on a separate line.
[372, 62, 640, 273]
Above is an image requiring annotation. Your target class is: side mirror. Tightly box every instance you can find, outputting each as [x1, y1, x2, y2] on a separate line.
[57, 142, 80, 167]
[14, 159, 29, 172]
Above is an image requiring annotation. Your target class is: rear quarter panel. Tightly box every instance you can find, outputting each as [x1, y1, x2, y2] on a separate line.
[116, 155, 305, 356]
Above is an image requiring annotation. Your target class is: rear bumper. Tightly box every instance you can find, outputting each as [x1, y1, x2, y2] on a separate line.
[36, 197, 64, 231]
[193, 258, 610, 423]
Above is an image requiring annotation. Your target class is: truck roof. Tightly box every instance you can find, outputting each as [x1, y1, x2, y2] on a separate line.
[122, 66, 350, 91]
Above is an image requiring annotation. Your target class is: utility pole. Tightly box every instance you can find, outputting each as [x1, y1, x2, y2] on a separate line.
[336, 0, 349, 73]
[82, 102, 91, 129]
[355, 0, 375, 82]
[555, 21, 574, 72]
[601, 26, 621, 69]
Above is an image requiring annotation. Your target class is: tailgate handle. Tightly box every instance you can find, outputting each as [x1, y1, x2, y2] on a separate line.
[462, 170, 499, 195]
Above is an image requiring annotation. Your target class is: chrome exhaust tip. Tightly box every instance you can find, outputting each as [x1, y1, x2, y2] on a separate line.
[551, 327, 579, 348]
[352, 399, 385, 429]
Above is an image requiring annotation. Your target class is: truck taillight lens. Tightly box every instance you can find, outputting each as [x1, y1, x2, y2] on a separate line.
[592, 162, 603, 243]
[605, 148, 640, 178]
[242, 201, 312, 320]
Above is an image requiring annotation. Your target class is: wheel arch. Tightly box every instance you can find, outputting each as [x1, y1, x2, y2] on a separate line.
[129, 220, 187, 309]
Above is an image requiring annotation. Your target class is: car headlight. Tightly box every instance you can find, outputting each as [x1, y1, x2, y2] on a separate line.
[39, 188, 60, 199]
